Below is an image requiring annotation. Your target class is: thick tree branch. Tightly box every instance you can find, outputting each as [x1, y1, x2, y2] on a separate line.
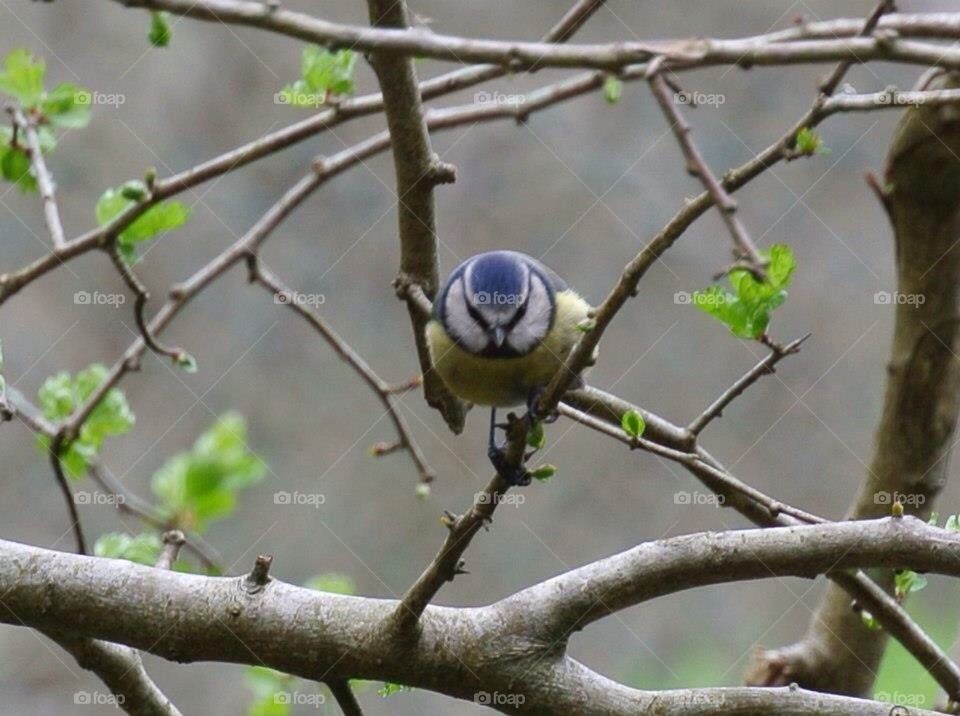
[0, 524, 954, 715]
[366, 0, 465, 434]
[750, 68, 960, 699]
[42, 631, 183, 716]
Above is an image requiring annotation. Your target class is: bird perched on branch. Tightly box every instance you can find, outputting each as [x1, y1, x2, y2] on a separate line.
[426, 251, 593, 485]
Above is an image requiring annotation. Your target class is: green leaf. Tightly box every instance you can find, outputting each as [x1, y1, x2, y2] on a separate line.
[245, 667, 291, 716]
[95, 185, 191, 260]
[279, 47, 356, 108]
[603, 75, 623, 105]
[377, 682, 410, 698]
[94, 532, 162, 565]
[946, 515, 960, 532]
[691, 244, 796, 340]
[0, 49, 45, 106]
[529, 464, 557, 481]
[148, 11, 173, 48]
[620, 409, 645, 439]
[0, 146, 36, 192]
[304, 573, 354, 595]
[37, 364, 135, 478]
[151, 412, 265, 532]
[894, 570, 928, 601]
[41, 83, 91, 128]
[526, 421, 545, 450]
[794, 127, 830, 156]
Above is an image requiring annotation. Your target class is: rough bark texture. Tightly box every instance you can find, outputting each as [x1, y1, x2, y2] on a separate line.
[0, 520, 957, 715]
[366, 0, 468, 433]
[747, 70, 960, 697]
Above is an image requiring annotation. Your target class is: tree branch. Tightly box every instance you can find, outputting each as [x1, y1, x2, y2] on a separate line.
[10, 108, 67, 248]
[247, 256, 434, 484]
[0, 525, 954, 716]
[106, 0, 960, 74]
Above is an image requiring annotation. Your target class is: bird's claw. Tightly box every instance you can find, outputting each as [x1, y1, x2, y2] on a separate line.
[487, 444, 531, 487]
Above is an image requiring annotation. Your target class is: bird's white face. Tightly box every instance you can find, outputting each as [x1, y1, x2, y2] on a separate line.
[441, 254, 555, 357]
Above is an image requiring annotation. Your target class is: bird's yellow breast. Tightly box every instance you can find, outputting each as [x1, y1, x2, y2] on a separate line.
[425, 290, 593, 407]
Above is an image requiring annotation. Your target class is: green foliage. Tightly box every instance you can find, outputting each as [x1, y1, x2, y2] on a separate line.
[245, 667, 292, 716]
[279, 46, 356, 107]
[0, 51, 92, 192]
[794, 127, 830, 156]
[151, 412, 266, 533]
[529, 464, 557, 481]
[148, 12, 173, 48]
[0, 139, 34, 192]
[378, 682, 410, 698]
[94, 532, 162, 565]
[37, 364, 135, 478]
[946, 514, 960, 532]
[304, 573, 355, 595]
[527, 420, 546, 450]
[603, 75, 623, 105]
[692, 244, 796, 340]
[620, 409, 645, 439]
[95, 181, 191, 262]
[894, 570, 928, 601]
[0, 49, 45, 106]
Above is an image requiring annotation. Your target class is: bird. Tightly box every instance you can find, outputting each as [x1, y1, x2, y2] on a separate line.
[426, 250, 593, 485]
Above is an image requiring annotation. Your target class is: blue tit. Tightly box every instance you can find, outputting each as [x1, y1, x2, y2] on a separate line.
[426, 250, 593, 485]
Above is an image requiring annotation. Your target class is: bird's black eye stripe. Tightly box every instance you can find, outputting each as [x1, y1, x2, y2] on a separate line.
[466, 303, 488, 329]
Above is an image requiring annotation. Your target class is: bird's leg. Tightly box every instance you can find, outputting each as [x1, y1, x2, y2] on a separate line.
[526, 387, 559, 425]
[487, 407, 531, 487]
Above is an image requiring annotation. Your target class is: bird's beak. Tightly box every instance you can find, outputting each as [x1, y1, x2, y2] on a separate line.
[492, 327, 507, 347]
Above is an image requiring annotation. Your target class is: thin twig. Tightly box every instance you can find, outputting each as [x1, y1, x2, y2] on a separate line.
[247, 257, 434, 484]
[106, 243, 188, 365]
[327, 679, 364, 716]
[646, 62, 765, 275]
[687, 333, 810, 436]
[48, 436, 87, 554]
[11, 108, 66, 248]
[87, 464, 222, 571]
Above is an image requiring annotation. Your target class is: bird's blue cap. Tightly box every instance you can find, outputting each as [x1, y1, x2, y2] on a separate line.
[464, 251, 529, 313]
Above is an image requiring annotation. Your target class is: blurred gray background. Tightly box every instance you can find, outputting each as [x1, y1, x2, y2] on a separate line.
[2, 1, 960, 713]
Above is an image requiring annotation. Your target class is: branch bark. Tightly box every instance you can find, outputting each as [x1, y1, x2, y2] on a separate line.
[748, 71, 960, 697]
[0, 522, 955, 716]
